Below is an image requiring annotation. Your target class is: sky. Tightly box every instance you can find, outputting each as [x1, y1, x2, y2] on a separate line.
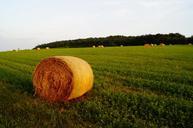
[0, 0, 193, 51]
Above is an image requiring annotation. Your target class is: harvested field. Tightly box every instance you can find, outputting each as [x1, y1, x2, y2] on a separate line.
[0, 45, 193, 127]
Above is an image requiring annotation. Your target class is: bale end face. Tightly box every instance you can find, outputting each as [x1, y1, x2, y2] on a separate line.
[33, 56, 94, 102]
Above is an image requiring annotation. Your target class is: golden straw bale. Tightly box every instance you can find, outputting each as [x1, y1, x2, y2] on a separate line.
[160, 43, 165, 47]
[98, 45, 104, 48]
[144, 44, 151, 48]
[33, 56, 94, 102]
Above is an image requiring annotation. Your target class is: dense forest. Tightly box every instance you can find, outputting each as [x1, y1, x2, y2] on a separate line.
[34, 33, 193, 49]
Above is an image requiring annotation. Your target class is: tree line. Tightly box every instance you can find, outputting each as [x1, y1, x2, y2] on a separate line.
[34, 33, 193, 49]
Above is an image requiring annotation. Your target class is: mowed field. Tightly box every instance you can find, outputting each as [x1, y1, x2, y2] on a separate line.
[0, 45, 193, 128]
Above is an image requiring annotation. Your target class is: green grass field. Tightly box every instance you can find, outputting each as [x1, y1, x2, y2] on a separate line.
[0, 45, 193, 128]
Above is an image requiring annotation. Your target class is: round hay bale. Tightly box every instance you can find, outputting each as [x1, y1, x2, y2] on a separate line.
[160, 43, 165, 47]
[46, 47, 50, 50]
[144, 44, 150, 48]
[33, 56, 94, 102]
[37, 47, 41, 50]
[92, 45, 96, 48]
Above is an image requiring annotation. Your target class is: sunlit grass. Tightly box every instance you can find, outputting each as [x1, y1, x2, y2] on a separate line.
[0, 45, 193, 127]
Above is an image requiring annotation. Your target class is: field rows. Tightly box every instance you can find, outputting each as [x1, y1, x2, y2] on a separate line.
[0, 46, 193, 127]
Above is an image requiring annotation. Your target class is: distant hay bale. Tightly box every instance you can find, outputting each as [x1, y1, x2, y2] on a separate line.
[120, 45, 123, 47]
[46, 47, 50, 50]
[33, 56, 94, 102]
[36, 47, 41, 50]
[150, 44, 154, 47]
[160, 43, 165, 47]
[98, 45, 104, 48]
[144, 44, 151, 48]
[188, 43, 192, 45]
[92, 45, 96, 48]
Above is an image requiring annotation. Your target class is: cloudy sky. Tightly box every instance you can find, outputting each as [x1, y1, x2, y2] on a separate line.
[0, 0, 193, 51]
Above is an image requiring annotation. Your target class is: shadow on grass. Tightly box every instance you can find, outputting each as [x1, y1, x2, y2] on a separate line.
[0, 66, 34, 94]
